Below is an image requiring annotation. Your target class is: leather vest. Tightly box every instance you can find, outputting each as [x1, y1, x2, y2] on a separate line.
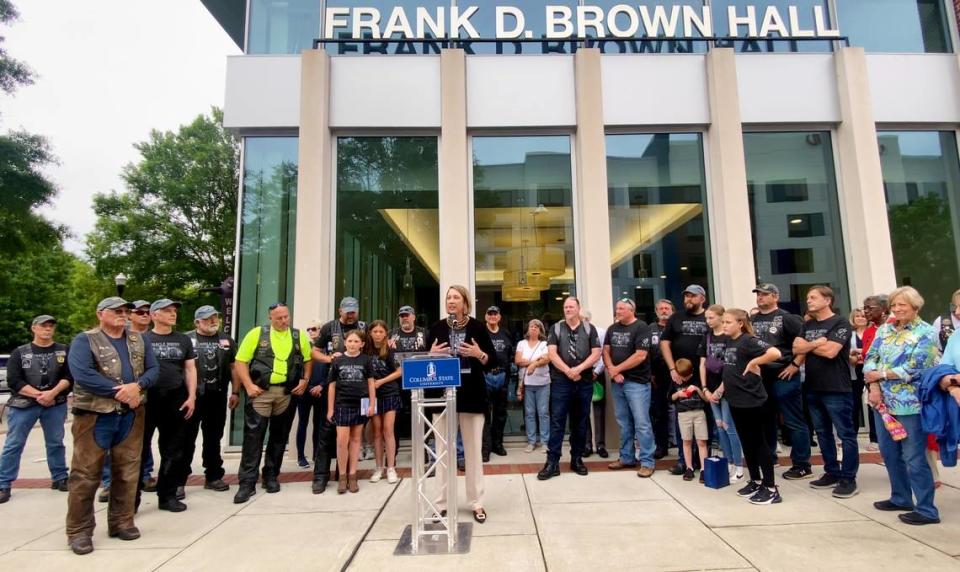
[249, 326, 304, 393]
[8, 343, 68, 408]
[73, 328, 146, 414]
[187, 330, 233, 396]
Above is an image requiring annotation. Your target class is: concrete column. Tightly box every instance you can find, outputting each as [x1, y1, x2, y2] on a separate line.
[438, 49, 472, 312]
[292, 49, 333, 328]
[704, 48, 757, 310]
[834, 47, 897, 303]
[573, 48, 614, 329]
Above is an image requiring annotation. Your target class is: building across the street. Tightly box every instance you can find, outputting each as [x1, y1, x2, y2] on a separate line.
[202, 0, 960, 443]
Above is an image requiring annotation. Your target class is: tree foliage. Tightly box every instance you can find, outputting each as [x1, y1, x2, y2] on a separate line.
[85, 108, 239, 328]
[0, 0, 33, 94]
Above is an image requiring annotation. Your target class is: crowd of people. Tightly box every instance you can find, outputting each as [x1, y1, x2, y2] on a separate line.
[0, 282, 958, 555]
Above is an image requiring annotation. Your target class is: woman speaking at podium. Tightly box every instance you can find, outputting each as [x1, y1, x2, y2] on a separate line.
[426, 284, 498, 524]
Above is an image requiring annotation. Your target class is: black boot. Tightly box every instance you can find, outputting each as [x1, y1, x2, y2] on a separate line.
[571, 458, 589, 476]
[233, 486, 256, 504]
[537, 461, 560, 481]
[312, 478, 328, 494]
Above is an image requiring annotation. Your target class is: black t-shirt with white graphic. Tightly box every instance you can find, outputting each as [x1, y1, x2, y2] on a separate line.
[329, 353, 373, 406]
[604, 320, 651, 383]
[720, 334, 772, 408]
[751, 308, 803, 369]
[800, 314, 853, 393]
[661, 310, 708, 384]
[487, 328, 514, 371]
[144, 331, 196, 392]
[673, 378, 703, 412]
[697, 332, 729, 392]
[317, 320, 363, 355]
[368, 349, 399, 399]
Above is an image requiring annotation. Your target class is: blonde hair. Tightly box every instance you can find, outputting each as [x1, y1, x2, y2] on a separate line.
[952, 288, 960, 308]
[848, 307, 865, 328]
[707, 304, 725, 316]
[446, 285, 472, 315]
[726, 308, 755, 336]
[889, 286, 924, 312]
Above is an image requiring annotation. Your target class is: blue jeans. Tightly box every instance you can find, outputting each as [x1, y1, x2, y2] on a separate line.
[710, 398, 743, 466]
[547, 378, 593, 463]
[524, 384, 551, 445]
[768, 372, 811, 469]
[611, 382, 656, 468]
[0, 403, 68, 488]
[807, 391, 859, 480]
[875, 412, 938, 520]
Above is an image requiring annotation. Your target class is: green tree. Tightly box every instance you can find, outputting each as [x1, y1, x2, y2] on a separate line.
[0, 0, 32, 94]
[85, 108, 240, 328]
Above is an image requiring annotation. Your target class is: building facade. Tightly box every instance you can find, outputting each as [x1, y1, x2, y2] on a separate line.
[203, 0, 960, 443]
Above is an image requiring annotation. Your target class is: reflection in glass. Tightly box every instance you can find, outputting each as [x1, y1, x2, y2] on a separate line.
[335, 137, 440, 326]
[838, 0, 952, 53]
[606, 134, 711, 322]
[465, 0, 579, 54]
[233, 137, 299, 444]
[473, 135, 576, 437]
[590, 0, 708, 54]
[745, 131, 848, 315]
[712, 0, 833, 52]
[878, 131, 960, 320]
[247, 0, 321, 54]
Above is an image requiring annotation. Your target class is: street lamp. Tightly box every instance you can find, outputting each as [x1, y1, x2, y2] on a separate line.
[114, 273, 127, 297]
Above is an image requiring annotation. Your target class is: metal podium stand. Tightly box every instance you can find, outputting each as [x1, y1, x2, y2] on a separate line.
[395, 355, 472, 555]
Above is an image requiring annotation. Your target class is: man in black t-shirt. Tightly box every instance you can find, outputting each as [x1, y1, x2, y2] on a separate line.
[537, 297, 601, 481]
[648, 299, 675, 458]
[0, 315, 73, 503]
[483, 306, 513, 460]
[142, 299, 197, 512]
[389, 305, 427, 356]
[183, 306, 236, 492]
[660, 285, 709, 473]
[603, 299, 656, 477]
[793, 285, 858, 499]
[751, 283, 811, 479]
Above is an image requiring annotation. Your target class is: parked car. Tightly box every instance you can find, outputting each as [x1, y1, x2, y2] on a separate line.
[0, 353, 9, 393]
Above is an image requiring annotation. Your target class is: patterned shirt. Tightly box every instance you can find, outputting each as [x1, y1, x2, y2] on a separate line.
[862, 317, 940, 416]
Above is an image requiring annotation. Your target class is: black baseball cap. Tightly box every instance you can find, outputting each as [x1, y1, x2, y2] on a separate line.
[753, 283, 781, 296]
[486, 306, 501, 314]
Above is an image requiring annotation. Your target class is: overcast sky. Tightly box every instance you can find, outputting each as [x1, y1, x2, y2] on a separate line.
[2, 0, 241, 253]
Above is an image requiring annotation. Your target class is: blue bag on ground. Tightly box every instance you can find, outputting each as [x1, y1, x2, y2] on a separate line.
[703, 456, 729, 489]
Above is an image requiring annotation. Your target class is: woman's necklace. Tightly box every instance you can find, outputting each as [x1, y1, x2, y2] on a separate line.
[447, 314, 468, 330]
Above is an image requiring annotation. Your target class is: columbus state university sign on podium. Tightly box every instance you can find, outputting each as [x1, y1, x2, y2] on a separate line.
[397, 354, 469, 555]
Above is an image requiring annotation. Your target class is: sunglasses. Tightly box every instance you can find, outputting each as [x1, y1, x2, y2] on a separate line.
[132, 310, 150, 316]
[307, 327, 318, 332]
[268, 302, 287, 311]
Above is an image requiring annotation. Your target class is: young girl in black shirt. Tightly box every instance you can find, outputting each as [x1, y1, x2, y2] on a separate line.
[365, 320, 402, 485]
[326, 329, 375, 494]
[720, 309, 782, 505]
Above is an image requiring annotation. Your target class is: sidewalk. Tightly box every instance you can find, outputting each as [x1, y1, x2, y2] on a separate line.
[1, 423, 958, 570]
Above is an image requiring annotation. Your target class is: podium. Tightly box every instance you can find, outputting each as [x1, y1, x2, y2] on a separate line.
[395, 354, 472, 555]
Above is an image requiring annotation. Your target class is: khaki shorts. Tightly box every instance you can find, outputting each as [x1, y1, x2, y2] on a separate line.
[678, 410, 709, 441]
[251, 386, 290, 417]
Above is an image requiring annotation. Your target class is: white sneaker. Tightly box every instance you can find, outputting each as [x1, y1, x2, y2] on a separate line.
[361, 446, 375, 461]
[369, 467, 383, 483]
[524, 444, 535, 453]
[730, 468, 744, 484]
[386, 468, 398, 484]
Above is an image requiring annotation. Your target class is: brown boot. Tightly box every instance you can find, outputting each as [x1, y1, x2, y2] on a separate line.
[337, 475, 348, 495]
[348, 475, 359, 493]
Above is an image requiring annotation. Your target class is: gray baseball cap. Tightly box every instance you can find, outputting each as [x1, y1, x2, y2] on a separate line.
[194, 305, 219, 320]
[150, 299, 182, 313]
[32, 314, 56, 326]
[97, 297, 134, 311]
[683, 284, 706, 297]
[131, 300, 150, 309]
[340, 297, 359, 312]
[398, 305, 415, 316]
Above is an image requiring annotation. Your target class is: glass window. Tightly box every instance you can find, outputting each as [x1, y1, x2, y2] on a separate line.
[334, 137, 440, 326]
[713, 0, 834, 52]
[247, 0, 321, 54]
[838, 0, 953, 53]
[745, 131, 849, 315]
[466, 0, 578, 54]
[878, 131, 960, 320]
[606, 133, 711, 322]
[232, 136, 299, 444]
[472, 135, 576, 437]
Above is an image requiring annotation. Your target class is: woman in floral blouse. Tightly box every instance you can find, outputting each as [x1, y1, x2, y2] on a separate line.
[863, 286, 940, 526]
